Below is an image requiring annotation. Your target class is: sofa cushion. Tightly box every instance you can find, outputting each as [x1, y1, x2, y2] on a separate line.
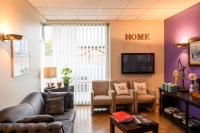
[137, 95, 155, 103]
[133, 82, 147, 95]
[47, 92, 71, 110]
[53, 109, 76, 122]
[21, 92, 45, 115]
[92, 81, 109, 96]
[115, 95, 133, 104]
[17, 115, 55, 123]
[44, 97, 64, 115]
[110, 80, 130, 90]
[114, 83, 129, 95]
[93, 95, 112, 105]
[0, 103, 35, 123]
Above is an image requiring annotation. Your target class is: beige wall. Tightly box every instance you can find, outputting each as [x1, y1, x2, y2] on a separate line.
[109, 21, 164, 96]
[0, 0, 43, 109]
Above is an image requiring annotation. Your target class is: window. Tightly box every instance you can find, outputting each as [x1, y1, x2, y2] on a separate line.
[42, 24, 109, 105]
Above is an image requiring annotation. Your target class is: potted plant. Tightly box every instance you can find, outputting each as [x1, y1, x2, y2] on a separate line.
[62, 67, 72, 86]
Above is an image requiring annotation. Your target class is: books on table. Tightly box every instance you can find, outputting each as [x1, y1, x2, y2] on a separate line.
[112, 111, 134, 123]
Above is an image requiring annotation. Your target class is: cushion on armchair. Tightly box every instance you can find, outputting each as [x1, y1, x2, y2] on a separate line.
[114, 83, 129, 95]
[92, 81, 109, 96]
[137, 95, 155, 103]
[133, 82, 147, 95]
[17, 115, 55, 123]
[93, 95, 112, 105]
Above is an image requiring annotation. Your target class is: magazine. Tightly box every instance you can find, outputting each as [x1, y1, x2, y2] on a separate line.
[133, 115, 154, 125]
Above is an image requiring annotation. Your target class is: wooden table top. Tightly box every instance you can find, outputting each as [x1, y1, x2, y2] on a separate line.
[110, 115, 158, 132]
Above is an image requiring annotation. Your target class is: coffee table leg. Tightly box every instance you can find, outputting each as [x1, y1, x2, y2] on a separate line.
[110, 119, 115, 133]
[153, 125, 158, 133]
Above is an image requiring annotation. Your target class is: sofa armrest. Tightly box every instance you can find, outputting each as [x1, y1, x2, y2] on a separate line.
[147, 89, 156, 97]
[67, 92, 74, 109]
[0, 122, 64, 133]
[108, 89, 115, 99]
[128, 89, 136, 97]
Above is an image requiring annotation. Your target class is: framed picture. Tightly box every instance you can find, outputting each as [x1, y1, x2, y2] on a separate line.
[189, 40, 200, 66]
[11, 39, 31, 77]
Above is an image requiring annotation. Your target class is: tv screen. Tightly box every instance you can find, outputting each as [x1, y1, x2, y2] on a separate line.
[121, 53, 154, 74]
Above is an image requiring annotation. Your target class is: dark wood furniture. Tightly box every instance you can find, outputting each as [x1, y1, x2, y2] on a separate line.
[110, 115, 158, 133]
[44, 86, 74, 92]
[159, 88, 200, 133]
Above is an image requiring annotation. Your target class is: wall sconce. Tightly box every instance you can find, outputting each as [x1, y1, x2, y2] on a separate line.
[174, 42, 189, 48]
[0, 33, 23, 42]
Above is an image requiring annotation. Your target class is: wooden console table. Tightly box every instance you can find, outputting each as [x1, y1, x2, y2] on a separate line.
[159, 88, 200, 133]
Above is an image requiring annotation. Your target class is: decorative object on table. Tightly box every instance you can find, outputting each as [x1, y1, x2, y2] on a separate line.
[11, 39, 31, 77]
[166, 83, 178, 93]
[62, 67, 72, 86]
[188, 73, 197, 94]
[191, 92, 200, 100]
[196, 78, 200, 93]
[173, 69, 179, 85]
[188, 38, 200, 67]
[57, 81, 62, 88]
[177, 58, 188, 92]
[43, 67, 57, 88]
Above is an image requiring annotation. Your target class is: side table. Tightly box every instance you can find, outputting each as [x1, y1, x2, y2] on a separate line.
[44, 86, 74, 92]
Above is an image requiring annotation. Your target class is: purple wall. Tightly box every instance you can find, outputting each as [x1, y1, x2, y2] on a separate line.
[164, 3, 200, 118]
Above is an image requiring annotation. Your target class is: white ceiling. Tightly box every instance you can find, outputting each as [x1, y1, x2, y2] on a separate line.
[28, 0, 200, 21]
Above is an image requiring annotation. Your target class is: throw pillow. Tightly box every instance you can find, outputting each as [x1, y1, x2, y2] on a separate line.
[47, 92, 71, 110]
[44, 97, 64, 115]
[114, 83, 129, 95]
[16, 115, 54, 123]
[133, 82, 147, 95]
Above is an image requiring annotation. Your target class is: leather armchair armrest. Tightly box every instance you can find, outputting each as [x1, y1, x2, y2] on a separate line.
[147, 89, 156, 97]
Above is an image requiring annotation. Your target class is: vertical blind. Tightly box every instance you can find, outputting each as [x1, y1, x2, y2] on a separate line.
[49, 23, 109, 105]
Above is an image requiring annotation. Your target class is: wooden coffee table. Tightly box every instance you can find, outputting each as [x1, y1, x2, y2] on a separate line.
[110, 115, 159, 133]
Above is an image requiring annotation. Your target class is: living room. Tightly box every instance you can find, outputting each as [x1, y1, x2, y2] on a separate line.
[0, 0, 200, 133]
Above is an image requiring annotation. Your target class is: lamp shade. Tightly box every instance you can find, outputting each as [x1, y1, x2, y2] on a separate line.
[43, 67, 57, 78]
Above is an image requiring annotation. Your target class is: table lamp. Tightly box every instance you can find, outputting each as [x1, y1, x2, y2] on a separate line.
[43, 67, 57, 88]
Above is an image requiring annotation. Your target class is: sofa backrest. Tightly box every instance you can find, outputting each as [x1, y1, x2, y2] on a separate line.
[0, 92, 45, 123]
[92, 80, 109, 96]
[110, 80, 130, 90]
[21, 92, 45, 115]
[0, 103, 35, 123]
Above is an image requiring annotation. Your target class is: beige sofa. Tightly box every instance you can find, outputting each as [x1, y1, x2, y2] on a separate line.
[91, 80, 156, 114]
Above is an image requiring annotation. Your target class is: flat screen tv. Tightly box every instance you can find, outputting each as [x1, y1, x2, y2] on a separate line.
[121, 53, 155, 74]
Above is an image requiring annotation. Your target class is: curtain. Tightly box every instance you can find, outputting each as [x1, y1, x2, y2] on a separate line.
[51, 24, 108, 105]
